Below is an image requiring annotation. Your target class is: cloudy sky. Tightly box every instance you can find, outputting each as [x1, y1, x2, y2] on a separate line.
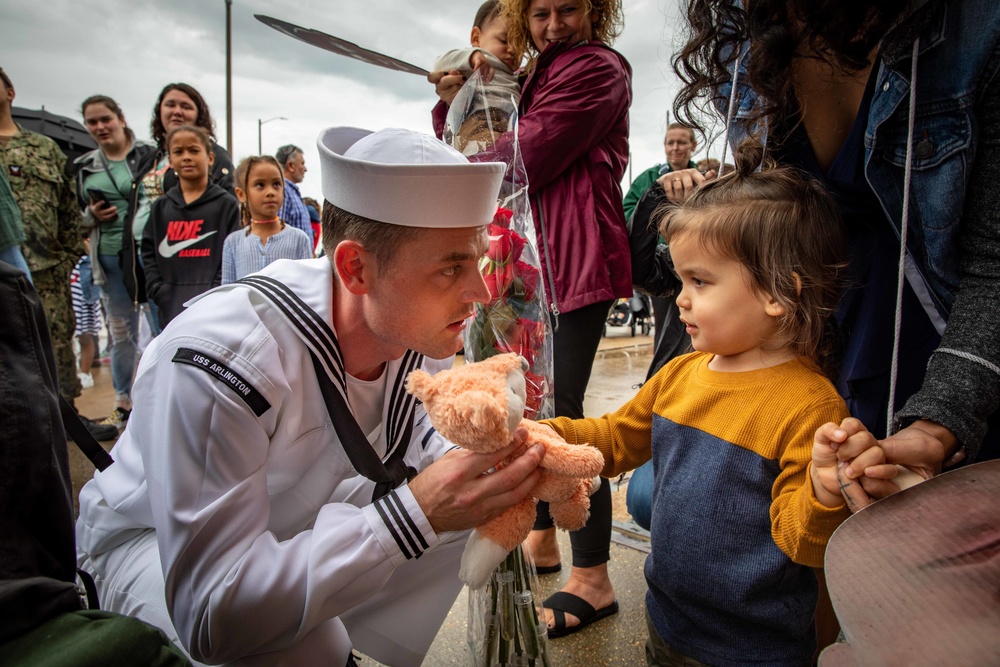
[0, 0, 723, 200]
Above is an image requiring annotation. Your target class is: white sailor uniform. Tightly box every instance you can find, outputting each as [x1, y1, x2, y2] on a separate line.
[76, 258, 467, 666]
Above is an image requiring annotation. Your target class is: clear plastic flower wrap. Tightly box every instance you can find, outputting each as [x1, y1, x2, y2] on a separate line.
[448, 71, 554, 422]
[467, 547, 552, 667]
[444, 71, 555, 666]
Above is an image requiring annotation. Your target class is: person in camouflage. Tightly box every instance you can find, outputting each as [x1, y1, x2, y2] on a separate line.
[0, 66, 116, 441]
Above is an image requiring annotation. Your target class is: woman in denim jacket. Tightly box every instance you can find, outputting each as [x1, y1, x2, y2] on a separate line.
[671, 0, 1000, 487]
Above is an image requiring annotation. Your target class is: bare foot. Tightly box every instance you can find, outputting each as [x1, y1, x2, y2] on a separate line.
[525, 527, 561, 569]
[543, 563, 616, 632]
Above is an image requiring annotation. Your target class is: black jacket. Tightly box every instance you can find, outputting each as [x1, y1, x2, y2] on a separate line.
[628, 183, 678, 298]
[141, 182, 239, 327]
[121, 141, 235, 304]
[0, 262, 81, 642]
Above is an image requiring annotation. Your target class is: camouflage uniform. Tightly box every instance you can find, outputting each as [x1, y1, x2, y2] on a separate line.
[0, 125, 85, 400]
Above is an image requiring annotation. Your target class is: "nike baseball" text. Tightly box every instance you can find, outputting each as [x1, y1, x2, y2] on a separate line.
[167, 219, 206, 240]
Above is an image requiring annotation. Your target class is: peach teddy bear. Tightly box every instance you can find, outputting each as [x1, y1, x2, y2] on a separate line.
[405, 353, 605, 589]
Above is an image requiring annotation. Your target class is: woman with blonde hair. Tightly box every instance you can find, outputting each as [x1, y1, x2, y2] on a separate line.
[433, 0, 631, 638]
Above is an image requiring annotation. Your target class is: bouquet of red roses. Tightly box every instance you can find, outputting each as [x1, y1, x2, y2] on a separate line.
[466, 207, 552, 420]
[448, 70, 556, 666]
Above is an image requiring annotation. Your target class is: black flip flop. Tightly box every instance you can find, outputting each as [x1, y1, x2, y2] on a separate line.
[544, 591, 619, 638]
[535, 563, 562, 575]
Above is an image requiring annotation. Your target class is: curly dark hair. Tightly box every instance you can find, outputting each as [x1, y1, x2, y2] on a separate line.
[672, 0, 909, 146]
[150, 83, 216, 148]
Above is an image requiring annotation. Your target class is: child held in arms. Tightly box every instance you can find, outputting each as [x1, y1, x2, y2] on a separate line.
[430, 0, 522, 154]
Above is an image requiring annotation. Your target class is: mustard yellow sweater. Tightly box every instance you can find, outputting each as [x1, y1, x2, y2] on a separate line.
[544, 352, 852, 665]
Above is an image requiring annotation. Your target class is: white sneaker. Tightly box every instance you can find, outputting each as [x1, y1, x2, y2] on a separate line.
[78, 372, 94, 389]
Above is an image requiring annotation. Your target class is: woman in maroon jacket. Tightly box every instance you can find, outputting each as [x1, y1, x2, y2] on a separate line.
[432, 0, 631, 638]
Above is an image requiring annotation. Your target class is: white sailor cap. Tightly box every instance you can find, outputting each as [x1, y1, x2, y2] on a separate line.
[317, 127, 506, 228]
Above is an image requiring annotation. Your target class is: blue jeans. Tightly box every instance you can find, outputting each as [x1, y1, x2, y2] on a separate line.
[99, 255, 139, 403]
[0, 245, 32, 284]
[626, 460, 653, 531]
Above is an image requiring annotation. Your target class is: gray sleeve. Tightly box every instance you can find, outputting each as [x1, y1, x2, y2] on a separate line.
[432, 48, 478, 73]
[896, 69, 1000, 461]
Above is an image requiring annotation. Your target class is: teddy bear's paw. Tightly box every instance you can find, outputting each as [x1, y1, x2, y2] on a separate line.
[589, 475, 601, 495]
[549, 484, 592, 531]
[460, 531, 510, 589]
[534, 470, 581, 502]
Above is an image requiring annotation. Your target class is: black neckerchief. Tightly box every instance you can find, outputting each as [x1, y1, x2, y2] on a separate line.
[237, 274, 422, 501]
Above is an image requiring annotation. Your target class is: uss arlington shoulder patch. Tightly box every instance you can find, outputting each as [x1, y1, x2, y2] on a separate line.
[172, 347, 271, 417]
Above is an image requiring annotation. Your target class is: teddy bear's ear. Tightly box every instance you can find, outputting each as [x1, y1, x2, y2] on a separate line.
[405, 369, 434, 401]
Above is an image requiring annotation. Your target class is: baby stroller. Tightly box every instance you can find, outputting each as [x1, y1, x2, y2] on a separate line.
[606, 290, 653, 337]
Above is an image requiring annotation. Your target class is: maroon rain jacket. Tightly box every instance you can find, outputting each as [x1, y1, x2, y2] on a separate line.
[434, 40, 633, 316]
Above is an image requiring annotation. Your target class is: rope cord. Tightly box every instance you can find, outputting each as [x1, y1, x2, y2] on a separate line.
[935, 348, 1000, 376]
[887, 38, 921, 432]
[718, 52, 741, 178]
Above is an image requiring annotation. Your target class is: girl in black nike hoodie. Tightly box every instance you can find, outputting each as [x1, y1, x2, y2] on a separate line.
[142, 125, 239, 328]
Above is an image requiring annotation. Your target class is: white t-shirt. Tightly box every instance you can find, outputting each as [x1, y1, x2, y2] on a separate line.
[347, 368, 389, 457]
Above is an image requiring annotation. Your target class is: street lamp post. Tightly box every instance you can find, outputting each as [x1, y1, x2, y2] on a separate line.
[258, 116, 288, 154]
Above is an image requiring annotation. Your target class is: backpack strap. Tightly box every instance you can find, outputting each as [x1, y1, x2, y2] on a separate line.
[58, 395, 113, 472]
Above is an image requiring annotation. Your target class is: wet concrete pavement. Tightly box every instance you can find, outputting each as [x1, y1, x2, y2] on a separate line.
[68, 324, 657, 666]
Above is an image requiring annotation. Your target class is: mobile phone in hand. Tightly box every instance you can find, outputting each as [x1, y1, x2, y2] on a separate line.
[87, 189, 111, 208]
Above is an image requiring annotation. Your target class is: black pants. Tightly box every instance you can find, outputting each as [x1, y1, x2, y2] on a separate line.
[534, 299, 614, 568]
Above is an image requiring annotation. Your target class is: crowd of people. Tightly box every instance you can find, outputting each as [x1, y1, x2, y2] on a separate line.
[0, 79, 318, 442]
[1, 0, 999, 664]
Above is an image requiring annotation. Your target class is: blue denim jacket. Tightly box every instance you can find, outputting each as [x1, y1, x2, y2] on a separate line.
[712, 0, 1000, 457]
[716, 0, 1000, 321]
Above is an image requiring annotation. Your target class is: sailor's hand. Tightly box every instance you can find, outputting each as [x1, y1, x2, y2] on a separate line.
[410, 428, 543, 533]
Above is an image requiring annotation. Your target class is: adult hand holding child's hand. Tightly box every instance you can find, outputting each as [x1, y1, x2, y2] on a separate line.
[814, 418, 932, 512]
[813, 417, 880, 511]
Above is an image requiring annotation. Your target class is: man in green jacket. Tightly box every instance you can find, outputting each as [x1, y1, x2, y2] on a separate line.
[622, 123, 699, 222]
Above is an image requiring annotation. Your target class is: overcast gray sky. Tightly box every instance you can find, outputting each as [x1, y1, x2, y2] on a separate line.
[0, 0, 721, 200]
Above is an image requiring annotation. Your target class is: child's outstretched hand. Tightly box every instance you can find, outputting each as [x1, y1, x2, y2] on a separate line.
[812, 418, 880, 511]
[469, 51, 495, 83]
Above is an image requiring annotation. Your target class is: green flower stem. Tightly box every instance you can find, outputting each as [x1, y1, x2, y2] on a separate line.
[482, 572, 501, 666]
[515, 590, 539, 660]
[498, 569, 515, 643]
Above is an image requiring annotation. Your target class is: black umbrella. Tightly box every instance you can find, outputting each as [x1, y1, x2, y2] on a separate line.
[12, 107, 97, 163]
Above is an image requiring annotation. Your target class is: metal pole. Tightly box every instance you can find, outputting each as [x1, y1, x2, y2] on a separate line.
[257, 117, 288, 155]
[225, 0, 233, 154]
